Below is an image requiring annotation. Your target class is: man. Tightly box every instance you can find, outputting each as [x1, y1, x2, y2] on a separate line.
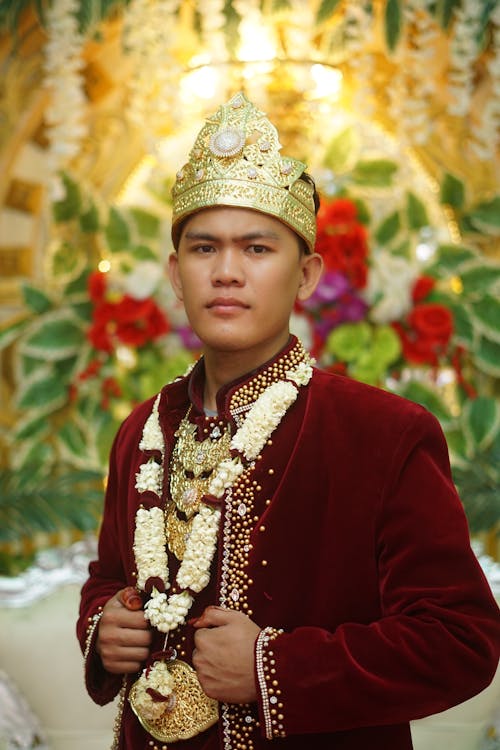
[77, 92, 499, 750]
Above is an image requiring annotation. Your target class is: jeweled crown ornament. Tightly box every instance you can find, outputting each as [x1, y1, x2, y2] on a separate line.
[171, 92, 317, 251]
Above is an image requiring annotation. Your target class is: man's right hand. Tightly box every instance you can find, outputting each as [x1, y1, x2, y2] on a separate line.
[96, 587, 152, 674]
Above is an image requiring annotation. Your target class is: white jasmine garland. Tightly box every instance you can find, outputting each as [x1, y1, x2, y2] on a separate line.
[134, 507, 169, 590]
[139, 393, 164, 452]
[133, 360, 313, 637]
[135, 459, 163, 494]
[133, 660, 175, 720]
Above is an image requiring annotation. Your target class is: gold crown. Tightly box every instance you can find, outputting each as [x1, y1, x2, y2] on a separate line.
[171, 92, 317, 251]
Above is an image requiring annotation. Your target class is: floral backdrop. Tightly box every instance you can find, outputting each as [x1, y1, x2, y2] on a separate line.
[0, 0, 499, 573]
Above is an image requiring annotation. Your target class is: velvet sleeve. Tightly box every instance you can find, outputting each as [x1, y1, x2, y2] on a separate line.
[76, 421, 131, 705]
[254, 409, 500, 739]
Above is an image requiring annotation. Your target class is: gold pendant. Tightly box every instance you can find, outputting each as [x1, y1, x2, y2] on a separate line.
[170, 418, 231, 518]
[165, 510, 193, 561]
[129, 658, 219, 743]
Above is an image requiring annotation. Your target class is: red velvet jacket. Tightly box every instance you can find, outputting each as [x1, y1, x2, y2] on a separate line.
[77, 338, 500, 750]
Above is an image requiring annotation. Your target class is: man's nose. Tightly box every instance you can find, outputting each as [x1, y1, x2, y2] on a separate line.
[211, 248, 244, 285]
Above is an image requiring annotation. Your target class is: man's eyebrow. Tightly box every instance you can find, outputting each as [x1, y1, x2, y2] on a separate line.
[183, 230, 281, 242]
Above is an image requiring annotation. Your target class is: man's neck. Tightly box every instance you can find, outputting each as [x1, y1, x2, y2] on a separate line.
[202, 337, 290, 412]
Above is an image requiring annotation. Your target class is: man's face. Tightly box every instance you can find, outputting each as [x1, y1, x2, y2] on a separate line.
[169, 206, 322, 361]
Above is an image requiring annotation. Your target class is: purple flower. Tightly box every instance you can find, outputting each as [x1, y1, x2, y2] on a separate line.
[176, 325, 202, 350]
[302, 271, 350, 310]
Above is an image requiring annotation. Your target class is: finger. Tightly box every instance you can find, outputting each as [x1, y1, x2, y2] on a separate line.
[190, 606, 236, 628]
[117, 587, 143, 611]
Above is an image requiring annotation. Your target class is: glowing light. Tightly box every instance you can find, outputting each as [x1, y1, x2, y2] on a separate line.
[238, 22, 276, 62]
[98, 259, 111, 273]
[180, 66, 220, 101]
[310, 64, 343, 100]
[116, 345, 137, 369]
[415, 242, 436, 262]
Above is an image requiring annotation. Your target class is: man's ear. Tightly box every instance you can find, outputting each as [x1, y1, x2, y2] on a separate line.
[168, 252, 183, 302]
[297, 253, 323, 302]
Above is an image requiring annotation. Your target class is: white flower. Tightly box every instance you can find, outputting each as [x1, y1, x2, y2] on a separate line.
[231, 381, 298, 460]
[286, 362, 313, 387]
[139, 394, 164, 453]
[363, 250, 420, 324]
[208, 458, 244, 498]
[121, 262, 164, 300]
[133, 507, 169, 589]
[43, 0, 87, 175]
[135, 459, 162, 494]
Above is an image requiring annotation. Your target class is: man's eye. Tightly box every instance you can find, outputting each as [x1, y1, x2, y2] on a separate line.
[196, 245, 214, 253]
[248, 245, 268, 254]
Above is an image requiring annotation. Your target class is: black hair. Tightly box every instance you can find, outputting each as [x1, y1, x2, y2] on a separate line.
[297, 171, 320, 255]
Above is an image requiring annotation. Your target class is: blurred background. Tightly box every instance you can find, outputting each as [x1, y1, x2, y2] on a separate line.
[0, 1, 499, 748]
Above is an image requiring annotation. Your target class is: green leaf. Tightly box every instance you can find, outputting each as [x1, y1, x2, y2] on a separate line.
[398, 381, 453, 425]
[52, 174, 82, 222]
[323, 127, 360, 173]
[375, 211, 401, 245]
[476, 336, 500, 377]
[446, 300, 475, 348]
[385, 0, 402, 51]
[130, 208, 160, 238]
[427, 244, 476, 277]
[17, 375, 68, 411]
[440, 172, 465, 209]
[434, 0, 461, 29]
[459, 263, 500, 295]
[0, 318, 29, 349]
[64, 269, 90, 296]
[462, 397, 500, 453]
[23, 318, 84, 359]
[466, 197, 500, 235]
[72, 300, 93, 322]
[105, 207, 131, 252]
[14, 415, 49, 442]
[20, 354, 45, 378]
[316, 0, 342, 23]
[79, 202, 100, 233]
[471, 294, 500, 343]
[58, 421, 89, 459]
[22, 284, 52, 314]
[446, 428, 468, 467]
[131, 244, 157, 261]
[351, 159, 398, 187]
[54, 355, 79, 381]
[406, 191, 429, 230]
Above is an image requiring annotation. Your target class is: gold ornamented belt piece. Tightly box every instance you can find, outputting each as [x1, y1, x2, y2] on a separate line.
[129, 658, 219, 743]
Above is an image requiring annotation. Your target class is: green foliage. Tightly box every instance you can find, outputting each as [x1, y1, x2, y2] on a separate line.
[0, 466, 104, 574]
[375, 211, 401, 245]
[105, 207, 131, 252]
[52, 174, 82, 222]
[385, 0, 402, 51]
[440, 172, 466, 209]
[406, 191, 429, 230]
[316, 0, 343, 24]
[397, 381, 454, 427]
[351, 159, 398, 187]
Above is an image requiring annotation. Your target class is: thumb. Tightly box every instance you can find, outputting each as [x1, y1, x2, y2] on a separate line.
[117, 586, 143, 611]
[190, 606, 238, 628]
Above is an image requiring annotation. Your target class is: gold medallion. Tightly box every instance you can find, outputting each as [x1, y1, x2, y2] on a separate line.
[170, 419, 231, 518]
[129, 659, 219, 743]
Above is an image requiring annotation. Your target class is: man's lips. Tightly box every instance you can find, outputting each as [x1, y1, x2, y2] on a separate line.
[206, 297, 249, 310]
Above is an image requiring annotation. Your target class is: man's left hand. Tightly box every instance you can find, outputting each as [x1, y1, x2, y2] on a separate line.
[191, 606, 261, 703]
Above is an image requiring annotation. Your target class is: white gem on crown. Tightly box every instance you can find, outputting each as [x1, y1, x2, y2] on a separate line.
[210, 127, 246, 158]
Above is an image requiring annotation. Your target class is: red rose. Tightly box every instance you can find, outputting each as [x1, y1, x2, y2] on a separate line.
[315, 199, 368, 289]
[412, 276, 435, 303]
[88, 271, 107, 302]
[393, 303, 453, 366]
[409, 303, 453, 344]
